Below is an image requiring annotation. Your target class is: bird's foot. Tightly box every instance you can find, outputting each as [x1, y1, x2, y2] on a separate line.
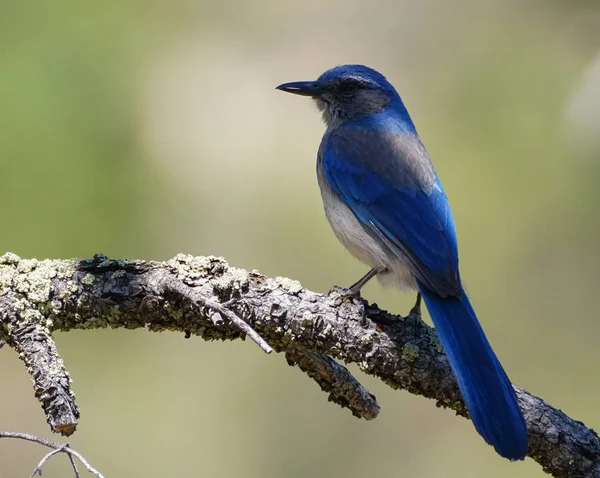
[328, 284, 362, 299]
[328, 268, 380, 299]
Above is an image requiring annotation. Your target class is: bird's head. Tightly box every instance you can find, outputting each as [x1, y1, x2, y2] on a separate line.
[276, 64, 401, 127]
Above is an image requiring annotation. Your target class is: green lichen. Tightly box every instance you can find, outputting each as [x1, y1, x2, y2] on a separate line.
[17, 258, 39, 273]
[76, 294, 88, 308]
[275, 277, 303, 295]
[34, 324, 49, 337]
[329, 341, 343, 358]
[401, 342, 420, 362]
[383, 378, 401, 390]
[280, 328, 295, 346]
[111, 270, 125, 280]
[21, 308, 44, 324]
[54, 260, 77, 279]
[0, 265, 16, 288]
[15, 278, 30, 294]
[12, 297, 30, 312]
[360, 333, 374, 346]
[210, 267, 249, 294]
[84, 253, 128, 270]
[425, 327, 444, 354]
[300, 311, 314, 328]
[81, 274, 96, 286]
[0, 252, 21, 265]
[47, 357, 67, 377]
[320, 323, 333, 338]
[169, 254, 227, 276]
[162, 301, 183, 323]
[23, 262, 57, 304]
[57, 281, 79, 300]
[358, 360, 373, 372]
[106, 305, 125, 325]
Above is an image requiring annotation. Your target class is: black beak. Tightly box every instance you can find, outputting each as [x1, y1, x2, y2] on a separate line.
[276, 81, 321, 97]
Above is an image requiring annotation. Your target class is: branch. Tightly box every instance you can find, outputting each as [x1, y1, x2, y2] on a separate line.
[0, 252, 598, 477]
[0, 431, 104, 478]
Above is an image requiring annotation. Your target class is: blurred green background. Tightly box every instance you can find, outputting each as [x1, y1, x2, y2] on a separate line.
[1, 0, 600, 476]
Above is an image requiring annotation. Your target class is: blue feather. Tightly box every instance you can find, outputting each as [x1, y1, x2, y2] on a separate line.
[321, 119, 460, 297]
[420, 286, 528, 459]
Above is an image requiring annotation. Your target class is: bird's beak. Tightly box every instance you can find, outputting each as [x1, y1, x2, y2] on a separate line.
[276, 81, 321, 97]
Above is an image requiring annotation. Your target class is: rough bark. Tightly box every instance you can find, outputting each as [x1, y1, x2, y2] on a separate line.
[0, 252, 597, 477]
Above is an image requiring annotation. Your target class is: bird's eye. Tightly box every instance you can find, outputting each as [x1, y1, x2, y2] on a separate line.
[336, 79, 360, 97]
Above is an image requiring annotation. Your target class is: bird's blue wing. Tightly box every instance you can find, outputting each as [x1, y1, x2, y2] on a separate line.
[321, 126, 460, 297]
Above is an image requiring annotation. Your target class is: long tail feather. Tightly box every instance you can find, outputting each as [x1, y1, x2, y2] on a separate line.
[420, 286, 528, 460]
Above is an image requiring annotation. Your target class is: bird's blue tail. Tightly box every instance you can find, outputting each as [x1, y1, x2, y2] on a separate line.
[419, 286, 528, 460]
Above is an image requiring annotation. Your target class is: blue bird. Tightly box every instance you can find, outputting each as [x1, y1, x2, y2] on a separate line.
[276, 65, 528, 460]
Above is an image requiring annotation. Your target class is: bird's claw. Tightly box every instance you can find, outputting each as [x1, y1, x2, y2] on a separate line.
[328, 286, 369, 327]
[328, 285, 362, 299]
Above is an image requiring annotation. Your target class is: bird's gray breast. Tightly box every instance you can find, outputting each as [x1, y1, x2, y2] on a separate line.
[316, 159, 390, 269]
[315, 130, 421, 290]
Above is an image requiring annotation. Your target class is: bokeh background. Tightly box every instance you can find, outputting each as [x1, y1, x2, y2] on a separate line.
[1, 1, 600, 476]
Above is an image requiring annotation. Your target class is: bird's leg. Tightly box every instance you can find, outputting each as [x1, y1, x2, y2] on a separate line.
[329, 268, 383, 327]
[409, 292, 422, 317]
[341, 268, 381, 298]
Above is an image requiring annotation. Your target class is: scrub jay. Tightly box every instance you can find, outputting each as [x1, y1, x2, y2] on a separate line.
[277, 65, 528, 460]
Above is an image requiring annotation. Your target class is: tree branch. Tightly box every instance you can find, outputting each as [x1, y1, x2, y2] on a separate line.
[0, 252, 598, 477]
[0, 431, 104, 477]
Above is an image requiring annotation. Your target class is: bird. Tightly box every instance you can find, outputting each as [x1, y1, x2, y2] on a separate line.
[276, 64, 528, 460]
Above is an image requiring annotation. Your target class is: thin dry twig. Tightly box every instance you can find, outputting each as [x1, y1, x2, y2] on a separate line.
[67, 451, 81, 478]
[30, 444, 68, 477]
[0, 431, 104, 478]
[203, 298, 272, 354]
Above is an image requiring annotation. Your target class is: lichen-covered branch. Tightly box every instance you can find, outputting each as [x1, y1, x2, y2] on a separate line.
[0, 252, 598, 477]
[285, 348, 380, 420]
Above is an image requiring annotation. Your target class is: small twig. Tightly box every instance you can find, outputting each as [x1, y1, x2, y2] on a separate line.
[1, 431, 65, 450]
[160, 277, 272, 354]
[202, 298, 272, 354]
[67, 451, 81, 478]
[0, 431, 104, 478]
[31, 444, 68, 477]
[60, 447, 104, 478]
